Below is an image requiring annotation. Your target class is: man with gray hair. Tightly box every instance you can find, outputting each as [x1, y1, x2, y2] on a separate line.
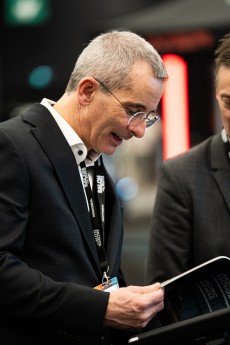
[0, 30, 167, 344]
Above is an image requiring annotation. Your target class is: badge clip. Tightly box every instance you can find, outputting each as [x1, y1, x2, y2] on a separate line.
[102, 266, 110, 285]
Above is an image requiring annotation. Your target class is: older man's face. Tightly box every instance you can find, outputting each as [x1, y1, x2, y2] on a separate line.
[87, 61, 164, 156]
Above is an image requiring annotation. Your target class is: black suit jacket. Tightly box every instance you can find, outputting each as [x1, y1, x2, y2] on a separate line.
[0, 104, 125, 345]
[146, 133, 230, 284]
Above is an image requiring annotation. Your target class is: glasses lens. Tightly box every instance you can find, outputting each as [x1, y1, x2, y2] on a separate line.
[128, 112, 146, 127]
[129, 112, 160, 128]
[146, 114, 160, 127]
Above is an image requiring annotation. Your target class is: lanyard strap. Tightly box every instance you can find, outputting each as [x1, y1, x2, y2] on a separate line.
[80, 158, 109, 278]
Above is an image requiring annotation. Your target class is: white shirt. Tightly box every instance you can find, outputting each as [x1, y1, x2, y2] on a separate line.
[40, 97, 100, 189]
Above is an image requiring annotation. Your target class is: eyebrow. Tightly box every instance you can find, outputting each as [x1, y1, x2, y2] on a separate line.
[124, 101, 157, 114]
[220, 93, 230, 99]
[124, 101, 145, 109]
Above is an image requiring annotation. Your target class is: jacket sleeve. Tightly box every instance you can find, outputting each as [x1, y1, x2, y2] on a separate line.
[0, 127, 109, 339]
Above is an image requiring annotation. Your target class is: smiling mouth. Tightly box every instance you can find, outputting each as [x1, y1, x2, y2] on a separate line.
[112, 132, 122, 145]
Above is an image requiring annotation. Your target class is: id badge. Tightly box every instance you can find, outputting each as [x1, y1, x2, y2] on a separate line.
[94, 277, 119, 292]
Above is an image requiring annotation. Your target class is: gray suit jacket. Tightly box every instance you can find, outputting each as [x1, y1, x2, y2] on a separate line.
[146, 133, 230, 284]
[0, 104, 125, 345]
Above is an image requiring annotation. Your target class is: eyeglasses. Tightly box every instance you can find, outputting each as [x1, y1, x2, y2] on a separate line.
[95, 78, 160, 128]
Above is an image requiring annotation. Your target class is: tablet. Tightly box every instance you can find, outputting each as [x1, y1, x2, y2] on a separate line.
[128, 307, 230, 345]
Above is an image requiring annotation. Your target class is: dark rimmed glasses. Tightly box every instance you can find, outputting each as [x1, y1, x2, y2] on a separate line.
[95, 78, 160, 128]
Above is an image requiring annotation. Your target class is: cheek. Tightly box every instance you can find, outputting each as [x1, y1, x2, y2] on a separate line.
[220, 106, 230, 120]
[92, 123, 110, 145]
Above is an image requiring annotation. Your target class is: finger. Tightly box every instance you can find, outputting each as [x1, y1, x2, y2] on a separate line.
[138, 282, 162, 294]
[152, 286, 164, 298]
[141, 300, 165, 329]
[143, 288, 164, 306]
[132, 300, 165, 330]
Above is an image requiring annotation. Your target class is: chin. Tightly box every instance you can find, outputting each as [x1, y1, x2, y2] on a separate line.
[102, 147, 117, 156]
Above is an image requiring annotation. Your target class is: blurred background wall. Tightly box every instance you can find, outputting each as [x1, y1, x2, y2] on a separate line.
[1, 0, 230, 285]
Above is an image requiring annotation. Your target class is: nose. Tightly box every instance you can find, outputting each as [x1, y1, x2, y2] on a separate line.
[128, 120, 146, 138]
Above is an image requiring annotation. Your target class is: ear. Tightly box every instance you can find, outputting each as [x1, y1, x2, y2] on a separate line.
[77, 77, 98, 105]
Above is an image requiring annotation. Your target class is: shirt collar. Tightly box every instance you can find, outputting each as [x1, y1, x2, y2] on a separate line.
[40, 98, 101, 166]
[221, 128, 230, 143]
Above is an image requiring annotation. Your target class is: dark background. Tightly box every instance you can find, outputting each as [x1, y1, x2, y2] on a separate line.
[1, 0, 230, 140]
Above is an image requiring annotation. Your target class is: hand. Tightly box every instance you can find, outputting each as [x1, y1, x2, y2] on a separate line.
[104, 283, 164, 330]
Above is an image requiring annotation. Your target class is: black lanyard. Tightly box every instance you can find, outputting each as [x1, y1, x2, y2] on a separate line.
[80, 157, 109, 279]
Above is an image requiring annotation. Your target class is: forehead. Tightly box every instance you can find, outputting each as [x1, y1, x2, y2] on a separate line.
[216, 66, 230, 90]
[128, 61, 164, 102]
[129, 60, 156, 88]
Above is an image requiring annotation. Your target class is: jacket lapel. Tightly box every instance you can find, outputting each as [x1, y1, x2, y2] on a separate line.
[22, 104, 100, 271]
[212, 133, 230, 214]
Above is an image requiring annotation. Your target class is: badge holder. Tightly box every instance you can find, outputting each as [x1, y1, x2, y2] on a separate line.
[95, 268, 119, 292]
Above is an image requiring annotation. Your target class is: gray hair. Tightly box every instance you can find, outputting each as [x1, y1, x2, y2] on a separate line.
[66, 29, 168, 92]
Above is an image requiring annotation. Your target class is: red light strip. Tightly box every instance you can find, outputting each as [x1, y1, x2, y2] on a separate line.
[162, 54, 190, 160]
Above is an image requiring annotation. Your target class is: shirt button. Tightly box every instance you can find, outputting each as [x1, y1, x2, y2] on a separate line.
[78, 150, 83, 155]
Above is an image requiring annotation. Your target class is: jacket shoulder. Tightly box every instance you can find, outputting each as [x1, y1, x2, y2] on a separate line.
[163, 133, 220, 169]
